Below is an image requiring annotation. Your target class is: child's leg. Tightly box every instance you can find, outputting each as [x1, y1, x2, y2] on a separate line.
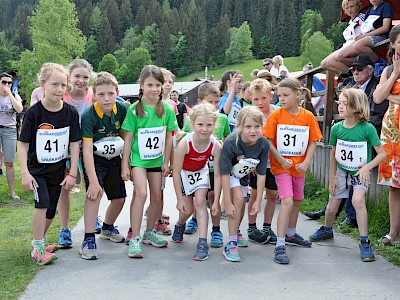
[130, 168, 148, 236]
[84, 194, 102, 233]
[247, 187, 258, 225]
[276, 196, 293, 238]
[57, 188, 70, 229]
[352, 188, 368, 237]
[353, 36, 378, 62]
[228, 187, 245, 236]
[287, 199, 301, 230]
[177, 195, 195, 224]
[264, 189, 277, 224]
[103, 198, 125, 225]
[33, 208, 47, 240]
[146, 171, 162, 231]
[193, 189, 209, 239]
[388, 187, 400, 240]
[208, 190, 220, 225]
[325, 198, 343, 227]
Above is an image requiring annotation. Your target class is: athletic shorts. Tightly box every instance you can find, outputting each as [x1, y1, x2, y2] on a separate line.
[249, 168, 277, 190]
[33, 170, 65, 219]
[329, 168, 368, 199]
[369, 35, 387, 47]
[83, 155, 126, 200]
[0, 126, 17, 163]
[230, 175, 248, 197]
[275, 173, 305, 200]
[209, 171, 214, 191]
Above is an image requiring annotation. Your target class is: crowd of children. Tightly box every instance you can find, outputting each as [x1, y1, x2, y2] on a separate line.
[17, 0, 399, 267]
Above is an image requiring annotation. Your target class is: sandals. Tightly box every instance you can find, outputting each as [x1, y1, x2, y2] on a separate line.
[380, 234, 400, 246]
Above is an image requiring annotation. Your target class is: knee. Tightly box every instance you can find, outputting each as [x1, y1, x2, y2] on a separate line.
[135, 189, 147, 202]
[352, 196, 365, 210]
[326, 205, 336, 216]
[280, 198, 293, 209]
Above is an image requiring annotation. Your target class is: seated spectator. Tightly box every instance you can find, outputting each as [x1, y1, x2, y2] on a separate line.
[262, 58, 273, 71]
[270, 55, 290, 79]
[302, 63, 326, 114]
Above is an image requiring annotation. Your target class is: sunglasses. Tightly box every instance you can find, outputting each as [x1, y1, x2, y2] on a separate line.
[351, 67, 365, 72]
[263, 63, 271, 67]
[1, 80, 12, 85]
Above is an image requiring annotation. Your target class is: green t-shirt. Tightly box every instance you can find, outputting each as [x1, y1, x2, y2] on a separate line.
[330, 121, 381, 175]
[122, 100, 178, 168]
[182, 113, 230, 141]
[81, 101, 127, 142]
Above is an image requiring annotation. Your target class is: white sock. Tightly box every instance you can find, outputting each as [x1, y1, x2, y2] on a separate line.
[286, 228, 296, 237]
[276, 237, 285, 247]
[32, 239, 44, 252]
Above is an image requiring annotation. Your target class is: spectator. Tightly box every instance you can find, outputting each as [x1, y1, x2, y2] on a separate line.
[263, 58, 273, 71]
[251, 69, 260, 79]
[0, 72, 23, 200]
[270, 55, 290, 79]
[173, 90, 188, 129]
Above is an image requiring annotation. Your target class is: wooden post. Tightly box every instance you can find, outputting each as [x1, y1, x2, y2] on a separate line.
[322, 71, 335, 144]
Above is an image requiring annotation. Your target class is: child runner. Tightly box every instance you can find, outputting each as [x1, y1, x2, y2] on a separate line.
[219, 70, 243, 132]
[247, 79, 278, 244]
[264, 78, 322, 265]
[180, 82, 230, 248]
[122, 65, 178, 258]
[79, 72, 127, 260]
[220, 106, 269, 262]
[309, 88, 386, 261]
[239, 82, 252, 107]
[18, 63, 81, 265]
[171, 103, 222, 260]
[57, 59, 96, 249]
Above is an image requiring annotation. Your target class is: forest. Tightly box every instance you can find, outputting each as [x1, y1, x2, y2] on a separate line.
[0, 0, 343, 96]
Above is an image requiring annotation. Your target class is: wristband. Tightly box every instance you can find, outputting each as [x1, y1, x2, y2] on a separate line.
[68, 173, 77, 179]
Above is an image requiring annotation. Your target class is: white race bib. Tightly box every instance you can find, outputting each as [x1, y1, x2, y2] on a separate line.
[360, 15, 379, 34]
[93, 136, 124, 159]
[277, 125, 309, 156]
[181, 165, 210, 195]
[36, 127, 70, 163]
[231, 158, 260, 179]
[335, 139, 367, 171]
[138, 126, 166, 160]
[227, 101, 241, 127]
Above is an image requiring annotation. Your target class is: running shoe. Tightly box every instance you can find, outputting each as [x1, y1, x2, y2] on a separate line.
[125, 230, 133, 245]
[262, 227, 277, 244]
[128, 236, 143, 258]
[172, 224, 185, 243]
[155, 221, 172, 235]
[237, 231, 248, 247]
[223, 242, 241, 262]
[274, 245, 290, 264]
[184, 218, 198, 234]
[100, 225, 125, 243]
[143, 229, 168, 247]
[58, 228, 73, 248]
[248, 228, 270, 244]
[79, 237, 98, 260]
[210, 230, 223, 248]
[359, 239, 375, 262]
[285, 233, 312, 247]
[31, 246, 58, 266]
[193, 241, 209, 261]
[309, 226, 334, 242]
[95, 217, 102, 234]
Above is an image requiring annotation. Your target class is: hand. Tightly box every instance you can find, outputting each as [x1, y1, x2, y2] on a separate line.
[249, 201, 261, 216]
[393, 51, 400, 76]
[295, 161, 309, 174]
[60, 174, 76, 191]
[161, 162, 171, 177]
[21, 172, 38, 191]
[355, 34, 365, 42]
[1, 84, 12, 96]
[329, 177, 339, 196]
[225, 203, 236, 217]
[211, 202, 221, 216]
[121, 166, 131, 181]
[355, 166, 370, 185]
[227, 73, 242, 93]
[176, 200, 187, 213]
[279, 158, 293, 169]
[175, 131, 184, 141]
[86, 182, 103, 201]
[237, 155, 245, 161]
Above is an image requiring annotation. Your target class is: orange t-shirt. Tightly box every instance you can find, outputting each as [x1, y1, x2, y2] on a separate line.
[263, 107, 322, 177]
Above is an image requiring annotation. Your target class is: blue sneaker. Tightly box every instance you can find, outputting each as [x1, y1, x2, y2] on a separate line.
[184, 218, 198, 234]
[262, 227, 277, 244]
[58, 228, 73, 248]
[309, 226, 334, 242]
[95, 217, 102, 234]
[285, 233, 312, 247]
[223, 242, 241, 262]
[79, 237, 98, 260]
[359, 239, 375, 262]
[274, 246, 290, 264]
[193, 241, 209, 261]
[210, 230, 223, 248]
[237, 230, 248, 247]
[172, 224, 185, 243]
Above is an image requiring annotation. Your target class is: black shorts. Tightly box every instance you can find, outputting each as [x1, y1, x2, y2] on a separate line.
[209, 171, 214, 191]
[84, 156, 126, 200]
[131, 166, 162, 172]
[33, 170, 65, 219]
[249, 168, 277, 190]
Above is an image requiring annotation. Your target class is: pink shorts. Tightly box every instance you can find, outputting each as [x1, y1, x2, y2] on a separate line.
[275, 173, 305, 200]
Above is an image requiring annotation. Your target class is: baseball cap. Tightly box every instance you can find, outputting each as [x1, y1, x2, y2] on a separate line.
[351, 55, 374, 67]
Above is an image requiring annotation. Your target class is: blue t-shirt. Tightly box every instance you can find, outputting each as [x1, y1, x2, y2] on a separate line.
[364, 2, 393, 38]
[219, 92, 242, 132]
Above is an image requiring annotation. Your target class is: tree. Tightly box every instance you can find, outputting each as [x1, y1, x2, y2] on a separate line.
[98, 53, 119, 74]
[84, 35, 100, 70]
[121, 26, 141, 54]
[301, 31, 333, 67]
[300, 10, 324, 53]
[326, 22, 347, 50]
[118, 48, 152, 84]
[120, 0, 134, 33]
[225, 21, 253, 64]
[140, 24, 159, 61]
[10, 3, 33, 50]
[166, 32, 188, 76]
[15, 0, 86, 101]
[0, 31, 20, 71]
[98, 16, 116, 57]
[89, 6, 102, 36]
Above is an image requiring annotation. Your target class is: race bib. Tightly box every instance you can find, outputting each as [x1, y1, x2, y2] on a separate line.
[231, 158, 260, 179]
[343, 22, 356, 42]
[36, 126, 69, 163]
[335, 139, 367, 171]
[360, 15, 379, 34]
[138, 126, 166, 160]
[181, 165, 210, 195]
[227, 101, 241, 127]
[207, 155, 214, 171]
[277, 125, 309, 156]
[93, 136, 124, 159]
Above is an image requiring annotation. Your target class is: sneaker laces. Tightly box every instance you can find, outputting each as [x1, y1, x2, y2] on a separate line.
[197, 243, 207, 253]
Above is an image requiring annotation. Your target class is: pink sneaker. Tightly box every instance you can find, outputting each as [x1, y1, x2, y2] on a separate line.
[155, 222, 172, 235]
[31, 244, 58, 253]
[125, 230, 133, 245]
[31, 248, 58, 266]
[161, 214, 170, 224]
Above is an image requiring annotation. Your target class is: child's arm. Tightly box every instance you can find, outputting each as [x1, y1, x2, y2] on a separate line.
[172, 137, 187, 213]
[60, 141, 79, 191]
[356, 18, 392, 41]
[221, 174, 235, 216]
[267, 138, 293, 169]
[356, 144, 386, 185]
[295, 141, 317, 174]
[249, 173, 266, 215]
[329, 146, 339, 196]
[374, 60, 400, 104]
[17, 141, 37, 190]
[82, 139, 103, 201]
[121, 131, 133, 181]
[211, 143, 222, 216]
[162, 131, 173, 177]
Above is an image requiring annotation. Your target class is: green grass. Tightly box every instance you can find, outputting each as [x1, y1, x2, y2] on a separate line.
[177, 57, 305, 82]
[301, 171, 400, 266]
[0, 159, 85, 300]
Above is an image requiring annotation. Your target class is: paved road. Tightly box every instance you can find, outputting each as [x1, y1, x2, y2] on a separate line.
[20, 178, 399, 300]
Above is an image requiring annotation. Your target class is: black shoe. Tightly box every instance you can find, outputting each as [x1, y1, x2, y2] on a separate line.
[303, 210, 325, 220]
[341, 217, 358, 228]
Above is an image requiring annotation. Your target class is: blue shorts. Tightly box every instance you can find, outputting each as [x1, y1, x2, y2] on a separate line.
[369, 35, 387, 47]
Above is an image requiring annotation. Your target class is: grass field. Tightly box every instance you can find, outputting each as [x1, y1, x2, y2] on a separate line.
[177, 57, 305, 82]
[0, 158, 85, 300]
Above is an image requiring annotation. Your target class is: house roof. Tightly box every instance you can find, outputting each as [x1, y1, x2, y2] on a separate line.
[118, 80, 209, 97]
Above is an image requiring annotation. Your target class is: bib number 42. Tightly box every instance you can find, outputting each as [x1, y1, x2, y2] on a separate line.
[146, 137, 159, 149]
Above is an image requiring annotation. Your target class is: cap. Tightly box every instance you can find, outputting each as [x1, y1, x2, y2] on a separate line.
[257, 70, 276, 83]
[351, 55, 374, 67]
